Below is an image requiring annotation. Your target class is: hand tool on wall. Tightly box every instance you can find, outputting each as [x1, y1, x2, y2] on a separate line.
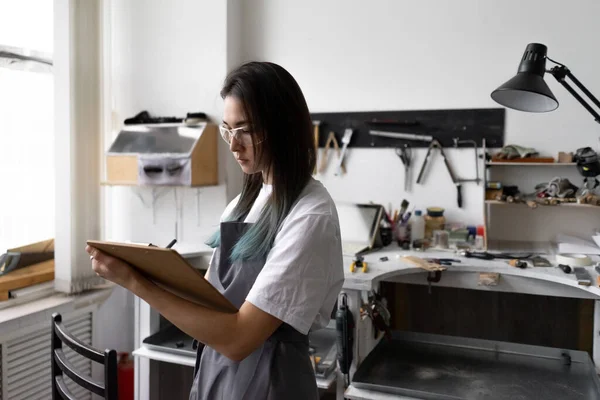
[336, 292, 354, 387]
[453, 138, 482, 185]
[417, 139, 463, 207]
[318, 131, 346, 174]
[335, 129, 353, 176]
[369, 130, 434, 142]
[395, 144, 412, 191]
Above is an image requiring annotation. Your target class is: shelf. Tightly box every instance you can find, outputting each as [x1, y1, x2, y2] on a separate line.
[105, 122, 218, 186]
[133, 346, 196, 367]
[486, 162, 577, 166]
[133, 345, 338, 390]
[485, 200, 598, 208]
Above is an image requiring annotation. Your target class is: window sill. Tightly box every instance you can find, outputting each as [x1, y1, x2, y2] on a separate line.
[0, 284, 114, 336]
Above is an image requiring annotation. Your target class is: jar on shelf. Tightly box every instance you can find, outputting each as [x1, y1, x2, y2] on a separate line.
[424, 207, 446, 239]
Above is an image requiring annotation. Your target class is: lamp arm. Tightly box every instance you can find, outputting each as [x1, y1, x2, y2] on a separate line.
[549, 65, 600, 124]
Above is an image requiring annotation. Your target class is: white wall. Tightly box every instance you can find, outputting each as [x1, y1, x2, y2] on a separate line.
[239, 0, 600, 234]
[98, 0, 600, 353]
[95, 0, 243, 355]
[107, 0, 236, 247]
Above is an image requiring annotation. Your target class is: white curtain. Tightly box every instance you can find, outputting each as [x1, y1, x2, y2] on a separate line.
[54, 0, 106, 293]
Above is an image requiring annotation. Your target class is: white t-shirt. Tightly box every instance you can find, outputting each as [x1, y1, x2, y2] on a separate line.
[215, 178, 344, 335]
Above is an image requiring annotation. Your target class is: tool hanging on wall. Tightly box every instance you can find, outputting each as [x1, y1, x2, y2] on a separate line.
[335, 129, 354, 176]
[395, 144, 412, 191]
[312, 121, 321, 174]
[417, 139, 464, 207]
[453, 138, 482, 185]
[336, 292, 354, 387]
[318, 131, 346, 174]
[369, 130, 434, 142]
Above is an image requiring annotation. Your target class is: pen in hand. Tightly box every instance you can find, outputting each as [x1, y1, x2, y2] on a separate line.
[166, 239, 177, 249]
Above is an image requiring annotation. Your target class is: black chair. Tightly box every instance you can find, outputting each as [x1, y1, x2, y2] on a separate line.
[51, 312, 118, 399]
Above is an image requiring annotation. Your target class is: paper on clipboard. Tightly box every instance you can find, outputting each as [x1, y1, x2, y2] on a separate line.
[87, 240, 237, 313]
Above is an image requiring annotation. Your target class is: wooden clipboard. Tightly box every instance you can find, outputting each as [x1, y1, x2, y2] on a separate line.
[86, 240, 237, 314]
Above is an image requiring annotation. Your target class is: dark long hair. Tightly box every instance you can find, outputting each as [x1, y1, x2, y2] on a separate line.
[205, 61, 316, 261]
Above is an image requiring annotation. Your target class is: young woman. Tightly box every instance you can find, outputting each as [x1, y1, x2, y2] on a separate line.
[87, 61, 344, 399]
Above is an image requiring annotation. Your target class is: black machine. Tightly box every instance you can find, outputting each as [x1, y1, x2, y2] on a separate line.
[336, 292, 354, 387]
[574, 147, 600, 190]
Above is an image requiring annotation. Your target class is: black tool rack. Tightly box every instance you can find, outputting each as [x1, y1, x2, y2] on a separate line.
[311, 108, 505, 149]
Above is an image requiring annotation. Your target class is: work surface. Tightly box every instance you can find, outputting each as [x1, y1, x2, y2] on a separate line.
[342, 247, 600, 300]
[352, 331, 600, 400]
[341, 247, 600, 400]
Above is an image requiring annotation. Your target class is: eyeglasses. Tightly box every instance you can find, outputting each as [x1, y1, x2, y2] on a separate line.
[218, 124, 264, 145]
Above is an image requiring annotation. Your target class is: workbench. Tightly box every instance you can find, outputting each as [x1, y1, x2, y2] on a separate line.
[340, 247, 600, 400]
[132, 245, 600, 400]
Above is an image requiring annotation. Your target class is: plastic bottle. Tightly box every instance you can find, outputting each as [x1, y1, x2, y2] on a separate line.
[410, 210, 425, 242]
[475, 225, 485, 250]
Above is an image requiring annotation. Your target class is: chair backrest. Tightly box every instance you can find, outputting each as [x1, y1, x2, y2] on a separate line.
[51, 312, 118, 400]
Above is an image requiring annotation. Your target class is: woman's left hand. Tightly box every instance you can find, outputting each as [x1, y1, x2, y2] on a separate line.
[86, 245, 142, 290]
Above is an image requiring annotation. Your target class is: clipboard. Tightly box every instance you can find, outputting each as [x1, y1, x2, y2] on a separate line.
[86, 240, 237, 313]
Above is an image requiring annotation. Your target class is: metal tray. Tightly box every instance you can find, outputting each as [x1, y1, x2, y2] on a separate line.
[143, 324, 200, 358]
[352, 331, 600, 399]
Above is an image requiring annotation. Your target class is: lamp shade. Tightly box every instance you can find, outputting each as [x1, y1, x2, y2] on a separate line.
[491, 43, 559, 113]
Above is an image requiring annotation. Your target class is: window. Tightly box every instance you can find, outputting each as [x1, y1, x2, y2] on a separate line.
[0, 1, 54, 251]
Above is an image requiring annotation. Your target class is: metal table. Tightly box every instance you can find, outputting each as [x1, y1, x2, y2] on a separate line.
[352, 331, 600, 399]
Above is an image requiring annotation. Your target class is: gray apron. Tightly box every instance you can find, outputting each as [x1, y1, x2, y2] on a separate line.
[189, 220, 319, 400]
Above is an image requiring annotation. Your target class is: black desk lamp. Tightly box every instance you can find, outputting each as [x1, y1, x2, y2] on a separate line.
[491, 43, 600, 123]
[491, 43, 600, 191]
